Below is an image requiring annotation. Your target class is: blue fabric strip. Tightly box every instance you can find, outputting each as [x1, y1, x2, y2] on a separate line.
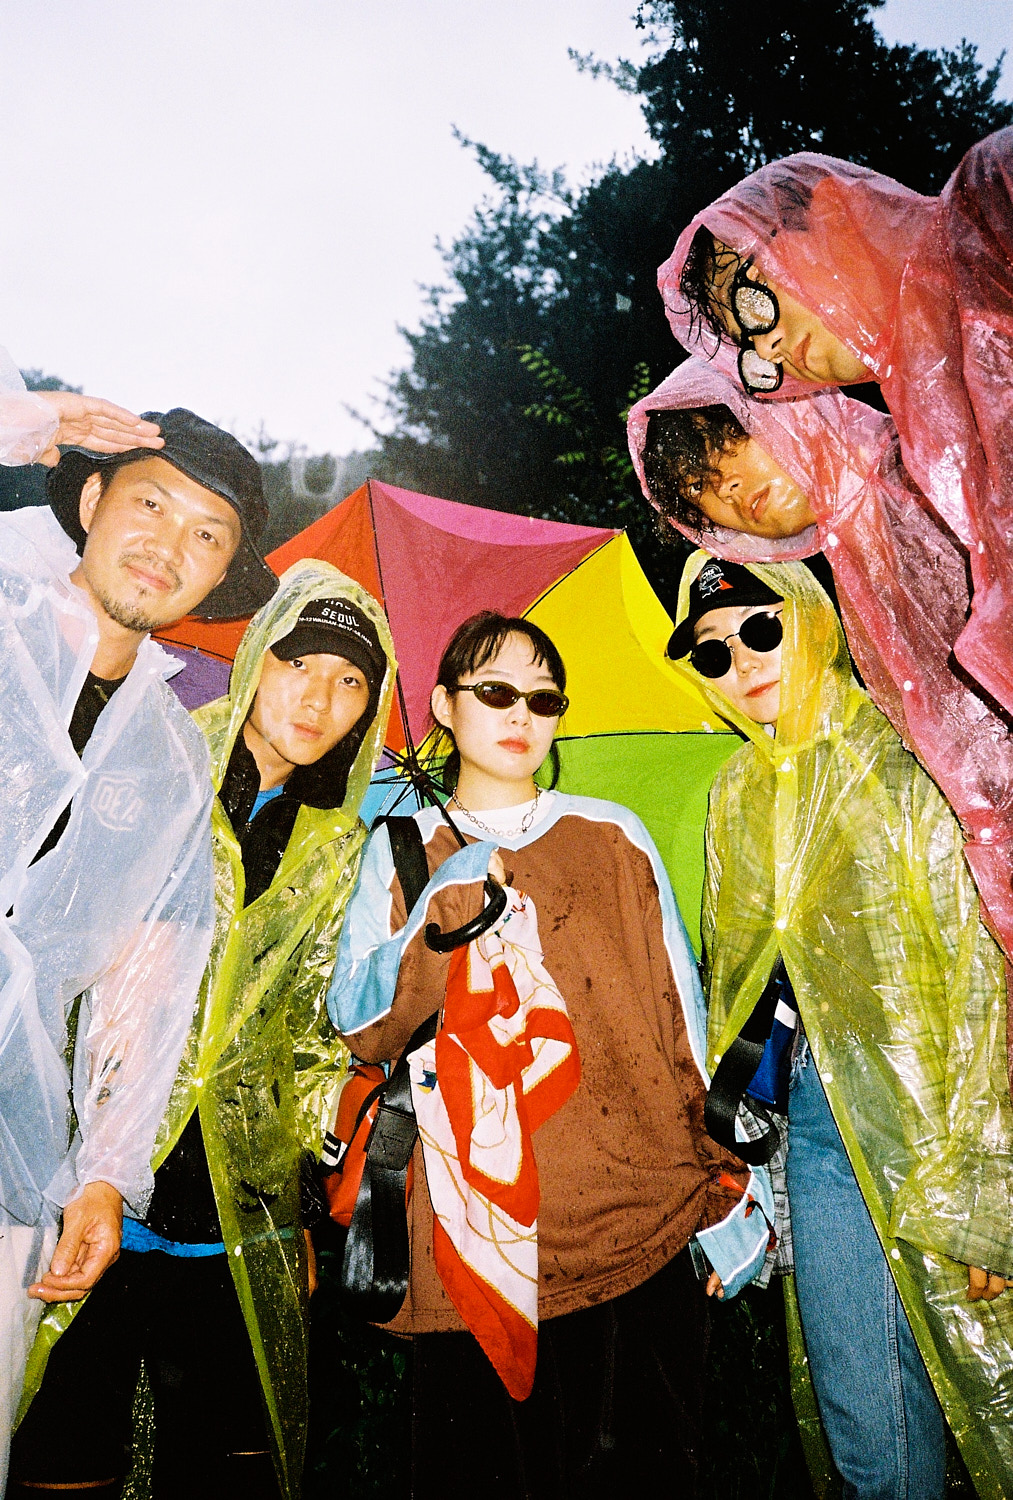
[121, 1215, 226, 1258]
[251, 784, 284, 818]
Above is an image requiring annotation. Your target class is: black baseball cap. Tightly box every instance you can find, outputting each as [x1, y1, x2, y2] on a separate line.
[47, 408, 278, 621]
[667, 556, 782, 659]
[271, 597, 386, 693]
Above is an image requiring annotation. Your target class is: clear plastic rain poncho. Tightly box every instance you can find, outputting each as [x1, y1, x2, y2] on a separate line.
[0, 506, 215, 1442]
[673, 551, 1013, 1496]
[627, 357, 1013, 1015]
[657, 130, 1013, 725]
[0, 347, 58, 464]
[28, 560, 397, 1500]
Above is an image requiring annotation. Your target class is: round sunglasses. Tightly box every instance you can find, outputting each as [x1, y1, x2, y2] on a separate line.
[689, 610, 783, 679]
[730, 264, 783, 395]
[450, 681, 569, 717]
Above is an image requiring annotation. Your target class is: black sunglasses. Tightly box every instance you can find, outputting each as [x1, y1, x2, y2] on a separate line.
[730, 264, 783, 395]
[689, 611, 783, 679]
[450, 681, 569, 717]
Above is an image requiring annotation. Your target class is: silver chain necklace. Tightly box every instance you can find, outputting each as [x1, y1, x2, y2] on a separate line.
[450, 786, 542, 838]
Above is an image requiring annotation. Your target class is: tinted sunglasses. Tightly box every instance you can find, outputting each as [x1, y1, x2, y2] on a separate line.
[689, 610, 783, 678]
[730, 264, 783, 395]
[451, 681, 569, 717]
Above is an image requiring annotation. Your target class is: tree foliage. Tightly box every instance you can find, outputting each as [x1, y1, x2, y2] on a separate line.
[369, 0, 1012, 569]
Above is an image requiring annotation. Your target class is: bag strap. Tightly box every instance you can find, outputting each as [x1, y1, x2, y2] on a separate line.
[704, 957, 789, 1167]
[339, 815, 437, 1322]
[377, 814, 431, 919]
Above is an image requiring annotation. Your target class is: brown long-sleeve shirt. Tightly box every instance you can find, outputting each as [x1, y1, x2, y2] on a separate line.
[342, 804, 750, 1333]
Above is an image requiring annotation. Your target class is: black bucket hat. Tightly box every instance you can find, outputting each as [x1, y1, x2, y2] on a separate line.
[668, 556, 782, 659]
[46, 408, 278, 621]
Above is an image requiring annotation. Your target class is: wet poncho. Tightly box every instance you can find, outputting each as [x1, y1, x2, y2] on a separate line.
[657, 130, 1013, 726]
[0, 348, 58, 464]
[0, 506, 215, 1446]
[628, 358, 1013, 1040]
[674, 551, 1013, 1496]
[28, 559, 396, 1497]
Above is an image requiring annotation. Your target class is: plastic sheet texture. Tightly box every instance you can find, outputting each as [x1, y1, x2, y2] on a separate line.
[680, 552, 1013, 1495]
[656, 128, 1013, 729]
[150, 561, 393, 1498]
[0, 347, 58, 465]
[628, 357, 1013, 986]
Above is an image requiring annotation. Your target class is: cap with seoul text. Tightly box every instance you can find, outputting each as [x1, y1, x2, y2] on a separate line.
[271, 597, 386, 694]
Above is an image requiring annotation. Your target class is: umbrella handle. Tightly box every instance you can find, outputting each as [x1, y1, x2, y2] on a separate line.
[424, 878, 508, 954]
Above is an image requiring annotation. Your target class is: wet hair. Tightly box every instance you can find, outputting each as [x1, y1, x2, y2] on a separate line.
[678, 227, 751, 348]
[434, 611, 565, 791]
[642, 405, 748, 534]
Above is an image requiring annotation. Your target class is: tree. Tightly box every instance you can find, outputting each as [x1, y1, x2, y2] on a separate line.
[369, 0, 1011, 584]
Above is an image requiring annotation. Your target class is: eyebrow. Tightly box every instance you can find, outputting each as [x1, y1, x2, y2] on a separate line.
[137, 481, 238, 533]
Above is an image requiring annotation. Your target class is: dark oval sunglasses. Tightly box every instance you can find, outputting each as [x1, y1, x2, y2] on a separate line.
[730, 264, 783, 395]
[689, 610, 783, 679]
[450, 681, 569, 717]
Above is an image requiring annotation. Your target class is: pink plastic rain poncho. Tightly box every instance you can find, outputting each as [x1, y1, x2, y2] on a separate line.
[656, 130, 1013, 723]
[628, 357, 1013, 1058]
[0, 506, 215, 1483]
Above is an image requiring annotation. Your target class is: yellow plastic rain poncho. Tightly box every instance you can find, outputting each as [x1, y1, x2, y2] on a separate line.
[673, 553, 1013, 1497]
[26, 559, 396, 1500]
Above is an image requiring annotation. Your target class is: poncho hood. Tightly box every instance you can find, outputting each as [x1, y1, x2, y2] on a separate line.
[671, 549, 858, 757]
[657, 151, 935, 397]
[198, 558, 396, 840]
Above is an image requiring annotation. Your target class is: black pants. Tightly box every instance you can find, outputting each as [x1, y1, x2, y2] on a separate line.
[411, 1248, 709, 1500]
[10, 1249, 279, 1499]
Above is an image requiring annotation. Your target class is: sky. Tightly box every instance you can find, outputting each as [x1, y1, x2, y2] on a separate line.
[0, 2, 1009, 459]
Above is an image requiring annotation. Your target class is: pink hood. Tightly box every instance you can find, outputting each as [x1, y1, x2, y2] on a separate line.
[629, 358, 1013, 976]
[655, 131, 1013, 723]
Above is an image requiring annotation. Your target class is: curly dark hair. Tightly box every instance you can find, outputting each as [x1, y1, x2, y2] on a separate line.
[642, 405, 748, 534]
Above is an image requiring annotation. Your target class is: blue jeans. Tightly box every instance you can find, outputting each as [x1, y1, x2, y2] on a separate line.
[786, 1054, 946, 1500]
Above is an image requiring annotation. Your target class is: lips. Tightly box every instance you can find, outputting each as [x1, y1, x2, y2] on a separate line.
[292, 722, 323, 739]
[747, 681, 778, 699]
[126, 561, 175, 593]
[499, 738, 530, 754]
[790, 333, 812, 376]
[748, 485, 770, 522]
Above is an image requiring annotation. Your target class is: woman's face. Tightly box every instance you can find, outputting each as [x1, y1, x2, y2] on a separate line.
[710, 248, 871, 388]
[691, 434, 817, 539]
[431, 633, 560, 788]
[694, 603, 783, 725]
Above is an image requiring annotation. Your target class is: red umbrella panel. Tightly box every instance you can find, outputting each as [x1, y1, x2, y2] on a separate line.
[158, 478, 616, 751]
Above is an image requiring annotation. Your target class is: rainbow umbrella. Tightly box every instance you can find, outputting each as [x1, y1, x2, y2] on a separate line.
[158, 479, 738, 945]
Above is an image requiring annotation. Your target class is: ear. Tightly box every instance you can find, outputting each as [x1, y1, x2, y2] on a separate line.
[78, 472, 104, 536]
[430, 683, 453, 731]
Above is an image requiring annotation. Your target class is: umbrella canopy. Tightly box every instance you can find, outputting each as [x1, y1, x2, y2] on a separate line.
[159, 477, 741, 946]
[525, 533, 737, 948]
[158, 478, 614, 751]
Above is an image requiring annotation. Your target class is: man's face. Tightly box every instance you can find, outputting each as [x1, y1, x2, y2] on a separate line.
[245, 648, 371, 778]
[710, 246, 871, 388]
[694, 603, 783, 725]
[691, 434, 817, 539]
[74, 456, 241, 632]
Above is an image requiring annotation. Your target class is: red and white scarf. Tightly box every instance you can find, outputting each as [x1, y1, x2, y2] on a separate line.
[409, 887, 580, 1399]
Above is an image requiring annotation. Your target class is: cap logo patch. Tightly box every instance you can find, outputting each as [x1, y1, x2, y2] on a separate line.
[698, 560, 734, 598]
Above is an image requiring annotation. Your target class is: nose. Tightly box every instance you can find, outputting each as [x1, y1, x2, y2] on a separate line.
[730, 636, 763, 673]
[300, 675, 330, 714]
[750, 325, 784, 362]
[506, 695, 532, 727]
[145, 513, 186, 567]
